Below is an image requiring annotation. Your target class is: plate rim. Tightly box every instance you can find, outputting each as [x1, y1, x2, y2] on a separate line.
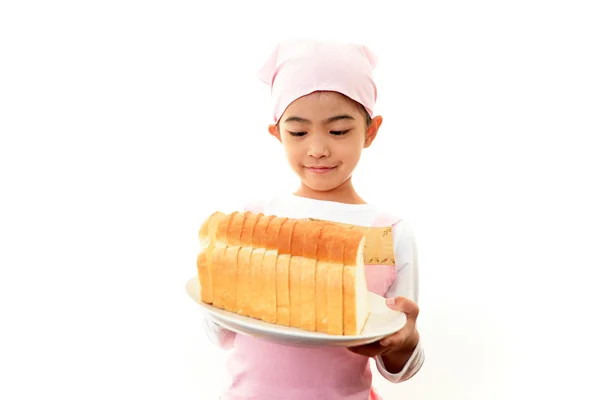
[185, 276, 406, 342]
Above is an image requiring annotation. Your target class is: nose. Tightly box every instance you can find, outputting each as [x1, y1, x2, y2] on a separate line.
[307, 136, 330, 159]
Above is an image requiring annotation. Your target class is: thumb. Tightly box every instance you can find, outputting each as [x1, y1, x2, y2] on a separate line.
[385, 296, 419, 319]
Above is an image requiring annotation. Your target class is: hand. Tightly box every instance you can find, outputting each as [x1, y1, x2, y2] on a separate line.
[348, 296, 420, 358]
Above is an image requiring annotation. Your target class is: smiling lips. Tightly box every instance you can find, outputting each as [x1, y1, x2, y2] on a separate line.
[305, 166, 337, 174]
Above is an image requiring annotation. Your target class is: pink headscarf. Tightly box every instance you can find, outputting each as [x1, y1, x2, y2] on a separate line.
[257, 38, 379, 123]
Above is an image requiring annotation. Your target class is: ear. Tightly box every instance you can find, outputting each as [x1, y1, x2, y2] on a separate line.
[364, 115, 383, 148]
[268, 124, 281, 142]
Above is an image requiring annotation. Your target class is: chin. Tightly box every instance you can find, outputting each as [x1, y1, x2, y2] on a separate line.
[302, 178, 343, 193]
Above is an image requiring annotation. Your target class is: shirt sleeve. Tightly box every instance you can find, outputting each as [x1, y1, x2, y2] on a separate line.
[374, 220, 425, 383]
[201, 312, 236, 350]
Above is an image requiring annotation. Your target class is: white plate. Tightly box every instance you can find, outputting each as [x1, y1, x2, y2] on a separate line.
[185, 276, 406, 347]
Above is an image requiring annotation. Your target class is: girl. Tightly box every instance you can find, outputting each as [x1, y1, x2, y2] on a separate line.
[202, 38, 424, 400]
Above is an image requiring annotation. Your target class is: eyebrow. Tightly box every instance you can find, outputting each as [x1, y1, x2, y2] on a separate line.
[284, 114, 356, 124]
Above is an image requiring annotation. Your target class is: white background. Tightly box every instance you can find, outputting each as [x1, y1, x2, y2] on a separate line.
[1, 1, 599, 399]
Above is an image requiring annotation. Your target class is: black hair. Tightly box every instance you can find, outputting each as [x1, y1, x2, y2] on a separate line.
[362, 106, 372, 128]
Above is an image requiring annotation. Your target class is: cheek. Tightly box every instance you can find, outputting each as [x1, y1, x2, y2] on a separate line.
[338, 141, 363, 165]
[281, 140, 303, 163]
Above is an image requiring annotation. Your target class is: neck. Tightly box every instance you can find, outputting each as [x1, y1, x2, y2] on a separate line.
[294, 177, 367, 205]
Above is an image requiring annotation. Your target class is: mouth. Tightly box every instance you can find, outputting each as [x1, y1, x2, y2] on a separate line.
[304, 165, 338, 174]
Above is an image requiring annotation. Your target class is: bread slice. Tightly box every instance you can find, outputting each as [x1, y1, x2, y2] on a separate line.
[300, 221, 323, 331]
[262, 217, 287, 323]
[250, 214, 274, 318]
[289, 220, 310, 328]
[197, 211, 226, 303]
[212, 213, 234, 309]
[327, 225, 345, 335]
[236, 212, 261, 316]
[196, 252, 210, 303]
[275, 219, 296, 326]
[221, 212, 248, 312]
[342, 229, 369, 335]
[315, 224, 336, 333]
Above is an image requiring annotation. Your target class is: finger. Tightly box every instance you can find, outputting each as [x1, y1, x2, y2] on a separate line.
[380, 317, 416, 347]
[348, 342, 385, 358]
[348, 341, 380, 354]
[385, 297, 419, 319]
[348, 347, 383, 358]
[348, 348, 377, 357]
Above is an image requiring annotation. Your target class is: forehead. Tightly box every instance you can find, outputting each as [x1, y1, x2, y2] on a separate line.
[281, 91, 362, 122]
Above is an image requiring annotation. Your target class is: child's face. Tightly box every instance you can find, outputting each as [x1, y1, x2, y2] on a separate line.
[269, 91, 382, 193]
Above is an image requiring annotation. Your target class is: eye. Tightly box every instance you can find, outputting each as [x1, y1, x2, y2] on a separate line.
[288, 131, 307, 137]
[330, 130, 350, 136]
